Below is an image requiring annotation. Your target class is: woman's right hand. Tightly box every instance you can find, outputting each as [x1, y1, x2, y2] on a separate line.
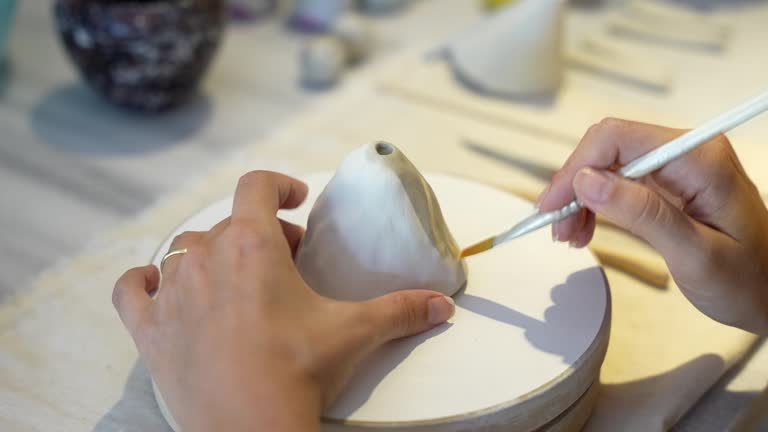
[537, 118, 768, 335]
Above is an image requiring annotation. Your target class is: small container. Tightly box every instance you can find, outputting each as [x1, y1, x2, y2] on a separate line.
[0, 0, 17, 64]
[54, 0, 226, 111]
[291, 0, 346, 32]
[300, 36, 345, 89]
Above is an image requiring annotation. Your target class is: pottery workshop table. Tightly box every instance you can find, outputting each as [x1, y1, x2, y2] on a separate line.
[0, 0, 473, 298]
[2, 1, 768, 431]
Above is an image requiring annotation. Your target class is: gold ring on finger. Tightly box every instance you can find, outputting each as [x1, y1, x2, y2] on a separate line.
[160, 248, 188, 276]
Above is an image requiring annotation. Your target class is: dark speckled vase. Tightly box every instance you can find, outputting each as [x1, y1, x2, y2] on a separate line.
[54, 0, 225, 111]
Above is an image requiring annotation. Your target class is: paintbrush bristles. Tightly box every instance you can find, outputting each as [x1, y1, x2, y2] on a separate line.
[460, 237, 495, 258]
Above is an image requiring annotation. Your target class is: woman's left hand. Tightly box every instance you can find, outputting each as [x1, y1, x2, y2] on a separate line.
[112, 171, 456, 432]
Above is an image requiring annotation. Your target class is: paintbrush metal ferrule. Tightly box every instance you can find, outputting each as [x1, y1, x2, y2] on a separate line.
[496, 200, 582, 245]
[460, 201, 583, 258]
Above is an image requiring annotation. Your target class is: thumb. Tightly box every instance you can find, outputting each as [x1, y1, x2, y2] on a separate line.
[573, 167, 700, 259]
[362, 290, 455, 343]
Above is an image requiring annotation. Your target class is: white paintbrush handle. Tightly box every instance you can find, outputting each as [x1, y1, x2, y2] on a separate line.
[525, 89, 768, 239]
[620, 89, 768, 178]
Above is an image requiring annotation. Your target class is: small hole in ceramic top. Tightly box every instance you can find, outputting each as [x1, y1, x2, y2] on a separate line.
[376, 142, 394, 156]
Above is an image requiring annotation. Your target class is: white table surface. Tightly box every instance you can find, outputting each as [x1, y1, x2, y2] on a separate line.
[1, 0, 767, 430]
[0, 0, 476, 298]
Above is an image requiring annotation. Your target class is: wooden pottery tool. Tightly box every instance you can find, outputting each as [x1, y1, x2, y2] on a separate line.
[151, 172, 611, 432]
[621, 0, 730, 45]
[605, 15, 727, 52]
[567, 37, 672, 93]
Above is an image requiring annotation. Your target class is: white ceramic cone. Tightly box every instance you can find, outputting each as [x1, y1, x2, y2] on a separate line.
[448, 0, 565, 97]
[295, 142, 467, 302]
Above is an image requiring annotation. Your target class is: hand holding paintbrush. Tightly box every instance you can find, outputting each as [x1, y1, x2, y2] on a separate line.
[463, 90, 768, 335]
[462, 89, 768, 256]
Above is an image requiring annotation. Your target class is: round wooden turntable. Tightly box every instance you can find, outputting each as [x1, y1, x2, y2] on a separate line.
[151, 172, 610, 432]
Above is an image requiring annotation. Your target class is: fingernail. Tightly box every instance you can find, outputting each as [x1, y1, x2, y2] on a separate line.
[573, 168, 612, 204]
[535, 184, 552, 210]
[552, 224, 560, 242]
[428, 296, 455, 324]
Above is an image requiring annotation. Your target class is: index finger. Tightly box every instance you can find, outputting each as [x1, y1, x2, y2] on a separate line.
[232, 171, 309, 223]
[539, 118, 683, 212]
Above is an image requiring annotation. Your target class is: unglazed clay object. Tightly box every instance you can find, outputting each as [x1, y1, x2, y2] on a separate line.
[295, 142, 467, 301]
[447, 0, 565, 97]
[300, 36, 346, 89]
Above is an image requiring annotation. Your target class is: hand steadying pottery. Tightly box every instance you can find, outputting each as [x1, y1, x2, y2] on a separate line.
[113, 171, 455, 432]
[144, 169, 608, 432]
[296, 142, 467, 301]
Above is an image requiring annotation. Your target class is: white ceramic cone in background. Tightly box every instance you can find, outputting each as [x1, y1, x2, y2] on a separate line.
[295, 142, 467, 301]
[300, 36, 346, 89]
[447, 0, 565, 97]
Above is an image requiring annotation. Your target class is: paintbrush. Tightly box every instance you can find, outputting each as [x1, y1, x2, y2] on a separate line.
[461, 89, 768, 258]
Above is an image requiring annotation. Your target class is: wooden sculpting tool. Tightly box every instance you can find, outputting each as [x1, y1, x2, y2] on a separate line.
[461, 89, 768, 258]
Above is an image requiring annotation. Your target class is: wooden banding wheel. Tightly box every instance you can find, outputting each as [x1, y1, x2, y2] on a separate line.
[151, 173, 610, 432]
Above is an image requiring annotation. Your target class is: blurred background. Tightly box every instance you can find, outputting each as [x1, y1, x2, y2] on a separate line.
[3, 0, 764, 297]
[3, 1, 768, 431]
[0, 0, 466, 297]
